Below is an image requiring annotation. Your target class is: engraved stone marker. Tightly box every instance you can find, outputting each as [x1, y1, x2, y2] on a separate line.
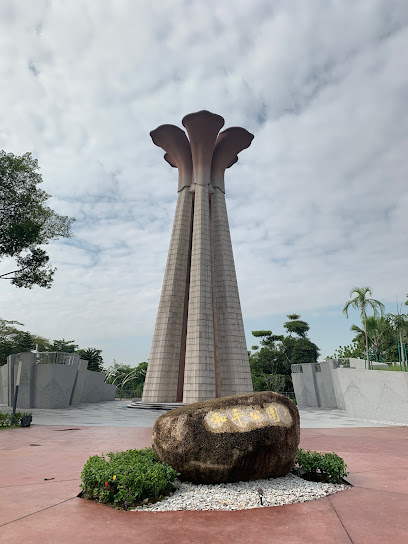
[152, 391, 300, 484]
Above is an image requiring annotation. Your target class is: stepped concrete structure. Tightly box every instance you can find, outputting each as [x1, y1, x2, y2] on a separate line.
[291, 359, 408, 424]
[142, 111, 254, 404]
[0, 352, 116, 408]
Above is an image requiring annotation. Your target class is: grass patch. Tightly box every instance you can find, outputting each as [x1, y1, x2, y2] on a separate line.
[374, 365, 405, 372]
[0, 425, 20, 430]
[0, 411, 32, 427]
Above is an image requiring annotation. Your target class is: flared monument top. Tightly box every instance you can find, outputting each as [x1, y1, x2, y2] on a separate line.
[211, 127, 254, 193]
[150, 111, 254, 193]
[150, 124, 193, 191]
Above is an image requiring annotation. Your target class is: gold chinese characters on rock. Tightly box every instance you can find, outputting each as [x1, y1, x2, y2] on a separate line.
[204, 403, 292, 433]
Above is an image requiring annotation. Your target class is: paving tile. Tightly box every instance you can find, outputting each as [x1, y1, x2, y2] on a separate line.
[0, 427, 153, 487]
[329, 487, 408, 544]
[0, 450, 94, 487]
[300, 429, 408, 456]
[0, 496, 352, 544]
[0, 426, 63, 451]
[1, 423, 407, 543]
[0, 480, 80, 526]
[347, 467, 408, 495]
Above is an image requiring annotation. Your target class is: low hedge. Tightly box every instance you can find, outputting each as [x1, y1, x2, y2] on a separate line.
[80, 448, 179, 509]
[0, 411, 32, 427]
[294, 448, 349, 483]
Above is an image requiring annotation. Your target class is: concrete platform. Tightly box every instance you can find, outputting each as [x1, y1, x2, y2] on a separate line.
[0, 400, 394, 427]
[1, 403, 407, 543]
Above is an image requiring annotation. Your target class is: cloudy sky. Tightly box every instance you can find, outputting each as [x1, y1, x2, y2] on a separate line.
[1, 0, 407, 367]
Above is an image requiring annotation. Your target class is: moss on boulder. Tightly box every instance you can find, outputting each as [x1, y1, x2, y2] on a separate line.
[152, 391, 300, 484]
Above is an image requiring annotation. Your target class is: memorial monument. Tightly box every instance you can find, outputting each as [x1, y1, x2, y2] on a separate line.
[142, 110, 254, 404]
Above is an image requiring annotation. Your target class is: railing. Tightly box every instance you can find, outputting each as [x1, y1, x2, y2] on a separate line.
[335, 358, 350, 367]
[36, 352, 81, 365]
[115, 389, 143, 400]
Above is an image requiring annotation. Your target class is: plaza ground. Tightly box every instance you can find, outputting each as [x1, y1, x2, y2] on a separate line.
[0, 401, 407, 543]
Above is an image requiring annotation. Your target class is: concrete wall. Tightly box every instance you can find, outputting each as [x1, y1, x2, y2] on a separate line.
[349, 358, 389, 370]
[315, 362, 339, 408]
[69, 359, 89, 405]
[336, 367, 408, 424]
[0, 364, 8, 404]
[331, 364, 347, 410]
[2, 352, 116, 409]
[33, 364, 78, 409]
[292, 360, 408, 424]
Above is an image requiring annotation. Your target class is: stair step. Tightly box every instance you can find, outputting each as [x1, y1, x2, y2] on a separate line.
[127, 401, 186, 411]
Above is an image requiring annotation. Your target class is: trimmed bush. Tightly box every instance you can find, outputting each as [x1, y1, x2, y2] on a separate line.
[294, 448, 349, 484]
[0, 411, 32, 427]
[80, 448, 179, 509]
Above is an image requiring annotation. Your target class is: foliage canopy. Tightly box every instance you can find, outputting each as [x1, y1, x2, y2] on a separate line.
[249, 314, 319, 393]
[343, 286, 385, 369]
[0, 150, 74, 288]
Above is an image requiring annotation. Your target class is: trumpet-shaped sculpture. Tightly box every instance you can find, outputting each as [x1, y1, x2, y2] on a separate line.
[142, 111, 254, 404]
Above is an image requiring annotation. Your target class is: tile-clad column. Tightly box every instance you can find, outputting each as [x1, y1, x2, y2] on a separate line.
[142, 186, 192, 403]
[211, 187, 253, 396]
[183, 183, 216, 402]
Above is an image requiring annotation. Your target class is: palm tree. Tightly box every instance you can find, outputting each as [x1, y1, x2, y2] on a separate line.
[350, 316, 389, 362]
[343, 287, 385, 369]
[77, 348, 104, 372]
[389, 312, 408, 371]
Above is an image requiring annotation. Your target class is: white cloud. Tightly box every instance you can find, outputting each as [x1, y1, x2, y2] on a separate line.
[0, 0, 407, 364]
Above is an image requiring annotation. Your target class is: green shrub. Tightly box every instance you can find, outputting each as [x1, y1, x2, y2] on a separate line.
[0, 411, 32, 427]
[294, 448, 349, 484]
[80, 448, 179, 509]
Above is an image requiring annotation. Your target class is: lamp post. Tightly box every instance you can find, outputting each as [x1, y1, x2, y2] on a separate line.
[11, 359, 22, 426]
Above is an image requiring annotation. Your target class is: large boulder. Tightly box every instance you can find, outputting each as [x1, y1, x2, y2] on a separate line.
[152, 391, 300, 484]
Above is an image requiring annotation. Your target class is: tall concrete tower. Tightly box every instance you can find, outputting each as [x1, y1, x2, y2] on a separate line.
[142, 111, 253, 404]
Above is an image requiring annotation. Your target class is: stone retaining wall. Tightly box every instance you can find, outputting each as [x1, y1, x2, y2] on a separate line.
[0, 352, 116, 409]
[292, 359, 408, 424]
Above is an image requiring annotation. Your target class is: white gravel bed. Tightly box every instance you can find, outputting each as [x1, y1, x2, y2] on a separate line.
[132, 473, 349, 512]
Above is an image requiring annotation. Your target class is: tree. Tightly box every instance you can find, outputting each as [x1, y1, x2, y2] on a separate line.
[389, 312, 408, 371]
[15, 331, 35, 353]
[283, 314, 310, 337]
[0, 150, 75, 288]
[330, 341, 364, 360]
[105, 361, 148, 395]
[0, 318, 23, 365]
[343, 287, 385, 370]
[50, 339, 78, 353]
[286, 336, 319, 364]
[30, 334, 53, 352]
[76, 348, 104, 372]
[0, 318, 36, 365]
[249, 315, 319, 392]
[350, 315, 390, 362]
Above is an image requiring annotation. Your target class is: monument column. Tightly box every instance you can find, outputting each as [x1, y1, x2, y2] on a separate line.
[211, 128, 254, 396]
[141, 111, 254, 405]
[182, 111, 224, 403]
[142, 126, 193, 403]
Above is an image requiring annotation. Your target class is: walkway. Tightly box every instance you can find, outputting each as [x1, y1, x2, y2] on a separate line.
[0, 400, 393, 428]
[0, 402, 407, 543]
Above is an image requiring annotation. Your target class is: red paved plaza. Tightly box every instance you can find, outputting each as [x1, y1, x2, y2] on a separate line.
[1, 425, 407, 543]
